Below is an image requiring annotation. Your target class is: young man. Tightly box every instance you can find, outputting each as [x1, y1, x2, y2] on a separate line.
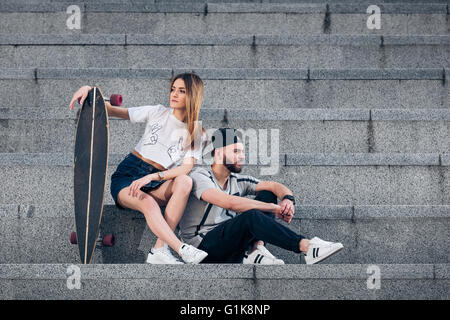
[178, 128, 344, 264]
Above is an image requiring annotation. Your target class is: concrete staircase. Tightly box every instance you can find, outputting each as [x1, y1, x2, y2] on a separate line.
[0, 0, 448, 299]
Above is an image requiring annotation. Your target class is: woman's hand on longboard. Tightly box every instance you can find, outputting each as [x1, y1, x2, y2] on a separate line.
[69, 85, 92, 111]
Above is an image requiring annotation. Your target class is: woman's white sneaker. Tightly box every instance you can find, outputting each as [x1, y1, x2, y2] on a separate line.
[179, 243, 208, 264]
[304, 237, 344, 265]
[146, 244, 184, 264]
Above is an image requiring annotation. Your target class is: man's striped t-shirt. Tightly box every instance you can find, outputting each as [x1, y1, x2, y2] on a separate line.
[179, 166, 260, 248]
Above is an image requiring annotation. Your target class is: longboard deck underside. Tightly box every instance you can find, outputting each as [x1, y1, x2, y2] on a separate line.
[73, 87, 109, 264]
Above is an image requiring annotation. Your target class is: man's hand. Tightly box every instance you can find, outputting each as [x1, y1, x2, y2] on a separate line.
[269, 203, 282, 215]
[278, 199, 295, 223]
[267, 203, 291, 223]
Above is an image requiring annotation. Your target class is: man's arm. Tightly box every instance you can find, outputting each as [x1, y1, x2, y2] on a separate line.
[200, 188, 281, 215]
[255, 181, 295, 223]
[255, 181, 293, 200]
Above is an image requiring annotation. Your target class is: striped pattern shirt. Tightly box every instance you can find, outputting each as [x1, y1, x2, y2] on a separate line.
[179, 166, 260, 247]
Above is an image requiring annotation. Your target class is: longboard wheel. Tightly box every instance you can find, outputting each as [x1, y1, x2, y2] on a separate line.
[109, 94, 122, 106]
[102, 234, 115, 247]
[70, 232, 78, 245]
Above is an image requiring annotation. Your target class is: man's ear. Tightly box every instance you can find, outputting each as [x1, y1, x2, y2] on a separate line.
[214, 148, 223, 163]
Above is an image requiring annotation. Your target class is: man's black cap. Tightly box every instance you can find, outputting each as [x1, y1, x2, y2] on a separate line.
[211, 128, 241, 151]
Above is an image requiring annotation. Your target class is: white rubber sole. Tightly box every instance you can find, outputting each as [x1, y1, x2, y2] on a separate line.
[243, 257, 285, 265]
[146, 253, 184, 265]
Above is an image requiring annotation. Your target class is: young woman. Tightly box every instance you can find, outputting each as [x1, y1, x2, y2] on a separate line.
[69, 73, 208, 264]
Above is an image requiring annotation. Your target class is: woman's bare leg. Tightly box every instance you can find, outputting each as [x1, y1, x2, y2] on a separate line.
[148, 175, 193, 249]
[116, 186, 184, 254]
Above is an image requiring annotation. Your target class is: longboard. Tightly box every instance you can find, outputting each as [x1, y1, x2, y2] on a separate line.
[72, 87, 119, 264]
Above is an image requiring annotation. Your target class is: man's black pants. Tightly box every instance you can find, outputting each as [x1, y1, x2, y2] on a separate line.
[198, 191, 305, 263]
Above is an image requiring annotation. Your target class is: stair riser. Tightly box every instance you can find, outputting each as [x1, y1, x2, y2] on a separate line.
[0, 12, 447, 35]
[0, 165, 448, 205]
[1, 262, 447, 300]
[2, 278, 449, 300]
[1, 119, 449, 154]
[1, 209, 449, 264]
[1, 44, 448, 68]
[1, 79, 448, 109]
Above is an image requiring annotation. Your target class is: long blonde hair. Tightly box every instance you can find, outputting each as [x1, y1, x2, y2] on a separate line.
[170, 72, 205, 150]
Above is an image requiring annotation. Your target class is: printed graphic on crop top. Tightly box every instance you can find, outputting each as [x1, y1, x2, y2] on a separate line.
[128, 104, 205, 169]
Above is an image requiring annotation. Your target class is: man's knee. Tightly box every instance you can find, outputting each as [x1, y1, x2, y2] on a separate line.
[254, 190, 277, 204]
[241, 209, 277, 227]
[240, 210, 261, 224]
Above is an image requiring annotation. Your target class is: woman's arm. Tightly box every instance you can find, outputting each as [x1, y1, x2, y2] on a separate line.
[156, 157, 195, 181]
[128, 157, 195, 198]
[69, 85, 91, 110]
[69, 86, 130, 120]
[105, 101, 130, 120]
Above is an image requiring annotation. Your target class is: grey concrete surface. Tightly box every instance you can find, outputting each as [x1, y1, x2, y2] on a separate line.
[0, 263, 448, 300]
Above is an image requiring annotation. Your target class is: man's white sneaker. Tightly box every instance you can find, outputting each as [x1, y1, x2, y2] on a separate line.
[146, 244, 184, 264]
[255, 244, 285, 264]
[179, 243, 208, 264]
[243, 248, 284, 265]
[304, 237, 344, 265]
[310, 237, 335, 247]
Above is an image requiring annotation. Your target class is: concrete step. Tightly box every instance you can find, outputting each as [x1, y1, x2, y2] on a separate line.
[6, 0, 450, 3]
[1, 108, 449, 154]
[1, 34, 448, 68]
[1, 203, 448, 265]
[0, 2, 448, 35]
[1, 68, 448, 109]
[7, 0, 450, 3]
[0, 153, 448, 206]
[0, 263, 448, 300]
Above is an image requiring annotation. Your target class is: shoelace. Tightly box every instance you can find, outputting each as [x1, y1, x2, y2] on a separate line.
[181, 245, 194, 256]
[182, 245, 204, 259]
[311, 238, 333, 246]
[257, 246, 275, 259]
